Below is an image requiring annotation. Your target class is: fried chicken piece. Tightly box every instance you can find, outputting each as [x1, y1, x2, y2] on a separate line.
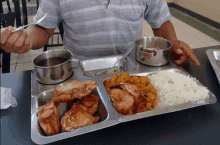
[37, 100, 61, 136]
[109, 89, 134, 115]
[81, 94, 99, 115]
[54, 80, 98, 102]
[61, 103, 100, 131]
[119, 82, 141, 98]
[119, 82, 145, 110]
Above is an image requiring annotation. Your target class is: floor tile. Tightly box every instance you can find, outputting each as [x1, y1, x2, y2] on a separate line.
[51, 34, 60, 44]
[54, 28, 60, 33]
[142, 28, 154, 37]
[59, 35, 63, 44]
[170, 8, 220, 42]
[143, 32, 154, 37]
[181, 25, 202, 33]
[142, 27, 153, 35]
[10, 53, 18, 64]
[47, 46, 64, 51]
[175, 28, 189, 35]
[205, 41, 220, 47]
[10, 64, 16, 73]
[15, 62, 34, 72]
[190, 32, 217, 42]
[177, 33, 203, 44]
[28, 15, 35, 24]
[143, 20, 151, 28]
[17, 48, 44, 63]
[142, 23, 151, 29]
[189, 42, 209, 49]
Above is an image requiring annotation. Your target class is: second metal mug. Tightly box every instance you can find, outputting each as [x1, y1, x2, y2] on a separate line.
[135, 37, 172, 66]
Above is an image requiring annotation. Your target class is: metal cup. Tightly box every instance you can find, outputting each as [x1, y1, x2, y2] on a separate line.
[135, 37, 172, 66]
[33, 49, 78, 84]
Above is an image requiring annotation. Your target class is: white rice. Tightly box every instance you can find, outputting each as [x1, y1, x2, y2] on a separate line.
[148, 71, 209, 108]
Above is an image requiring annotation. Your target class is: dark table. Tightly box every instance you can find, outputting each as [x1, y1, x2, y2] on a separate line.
[1, 46, 220, 145]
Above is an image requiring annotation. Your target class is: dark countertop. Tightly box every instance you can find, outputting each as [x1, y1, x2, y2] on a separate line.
[1, 45, 220, 145]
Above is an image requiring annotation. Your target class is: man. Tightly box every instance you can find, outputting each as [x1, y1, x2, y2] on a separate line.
[0, 0, 200, 67]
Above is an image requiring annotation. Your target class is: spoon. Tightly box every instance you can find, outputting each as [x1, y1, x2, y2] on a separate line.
[12, 10, 50, 33]
[95, 46, 135, 76]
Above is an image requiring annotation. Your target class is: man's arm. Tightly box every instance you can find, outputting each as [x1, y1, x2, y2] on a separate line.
[152, 21, 177, 41]
[0, 25, 55, 53]
[27, 25, 55, 49]
[152, 21, 200, 67]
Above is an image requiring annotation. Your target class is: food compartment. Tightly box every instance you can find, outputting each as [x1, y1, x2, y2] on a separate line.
[36, 88, 108, 136]
[79, 55, 137, 77]
[103, 72, 158, 116]
[102, 68, 216, 117]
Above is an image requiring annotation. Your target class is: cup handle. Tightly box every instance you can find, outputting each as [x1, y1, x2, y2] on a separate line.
[71, 58, 79, 69]
[143, 50, 157, 58]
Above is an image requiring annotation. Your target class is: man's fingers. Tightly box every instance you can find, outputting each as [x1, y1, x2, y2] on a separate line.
[24, 33, 31, 46]
[171, 39, 184, 55]
[0, 26, 13, 48]
[175, 49, 183, 54]
[18, 34, 31, 53]
[4, 29, 24, 52]
[182, 46, 200, 67]
[18, 44, 30, 54]
[12, 31, 27, 53]
[175, 55, 188, 65]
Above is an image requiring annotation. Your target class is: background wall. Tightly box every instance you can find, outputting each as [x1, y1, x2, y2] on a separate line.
[174, 0, 220, 23]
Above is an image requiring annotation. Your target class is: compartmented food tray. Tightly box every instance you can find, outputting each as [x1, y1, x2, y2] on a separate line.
[31, 63, 217, 144]
[206, 49, 220, 84]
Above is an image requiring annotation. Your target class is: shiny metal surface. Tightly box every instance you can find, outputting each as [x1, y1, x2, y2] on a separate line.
[33, 49, 78, 84]
[95, 47, 136, 76]
[206, 49, 220, 83]
[12, 10, 50, 33]
[79, 55, 137, 77]
[31, 55, 216, 144]
[135, 37, 172, 66]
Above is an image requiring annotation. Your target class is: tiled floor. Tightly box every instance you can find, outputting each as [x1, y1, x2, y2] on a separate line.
[2, 1, 220, 73]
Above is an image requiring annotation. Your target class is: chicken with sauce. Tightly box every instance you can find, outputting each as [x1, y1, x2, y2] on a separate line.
[37, 80, 100, 136]
[61, 103, 100, 131]
[37, 100, 61, 136]
[104, 73, 158, 115]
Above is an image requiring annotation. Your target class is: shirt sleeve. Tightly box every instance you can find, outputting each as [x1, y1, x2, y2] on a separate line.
[144, 0, 172, 29]
[33, 0, 62, 29]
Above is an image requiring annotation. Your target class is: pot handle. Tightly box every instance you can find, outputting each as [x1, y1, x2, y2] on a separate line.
[143, 50, 157, 57]
[71, 58, 79, 69]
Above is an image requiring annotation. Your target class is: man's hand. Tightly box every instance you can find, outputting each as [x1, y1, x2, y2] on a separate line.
[0, 26, 32, 53]
[169, 39, 201, 67]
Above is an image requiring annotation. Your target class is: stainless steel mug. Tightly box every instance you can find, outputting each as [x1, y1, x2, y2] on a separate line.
[33, 49, 78, 84]
[135, 37, 172, 66]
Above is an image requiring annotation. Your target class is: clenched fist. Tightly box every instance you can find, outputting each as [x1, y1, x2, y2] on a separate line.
[0, 26, 32, 53]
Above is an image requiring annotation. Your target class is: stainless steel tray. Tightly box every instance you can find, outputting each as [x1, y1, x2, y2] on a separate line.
[31, 64, 217, 144]
[79, 55, 137, 77]
[206, 49, 220, 83]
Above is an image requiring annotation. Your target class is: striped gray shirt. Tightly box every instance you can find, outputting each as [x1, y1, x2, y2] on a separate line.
[34, 0, 172, 59]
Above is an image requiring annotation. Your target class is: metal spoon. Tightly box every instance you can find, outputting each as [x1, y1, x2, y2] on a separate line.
[12, 10, 50, 33]
[95, 46, 135, 76]
[114, 46, 135, 67]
